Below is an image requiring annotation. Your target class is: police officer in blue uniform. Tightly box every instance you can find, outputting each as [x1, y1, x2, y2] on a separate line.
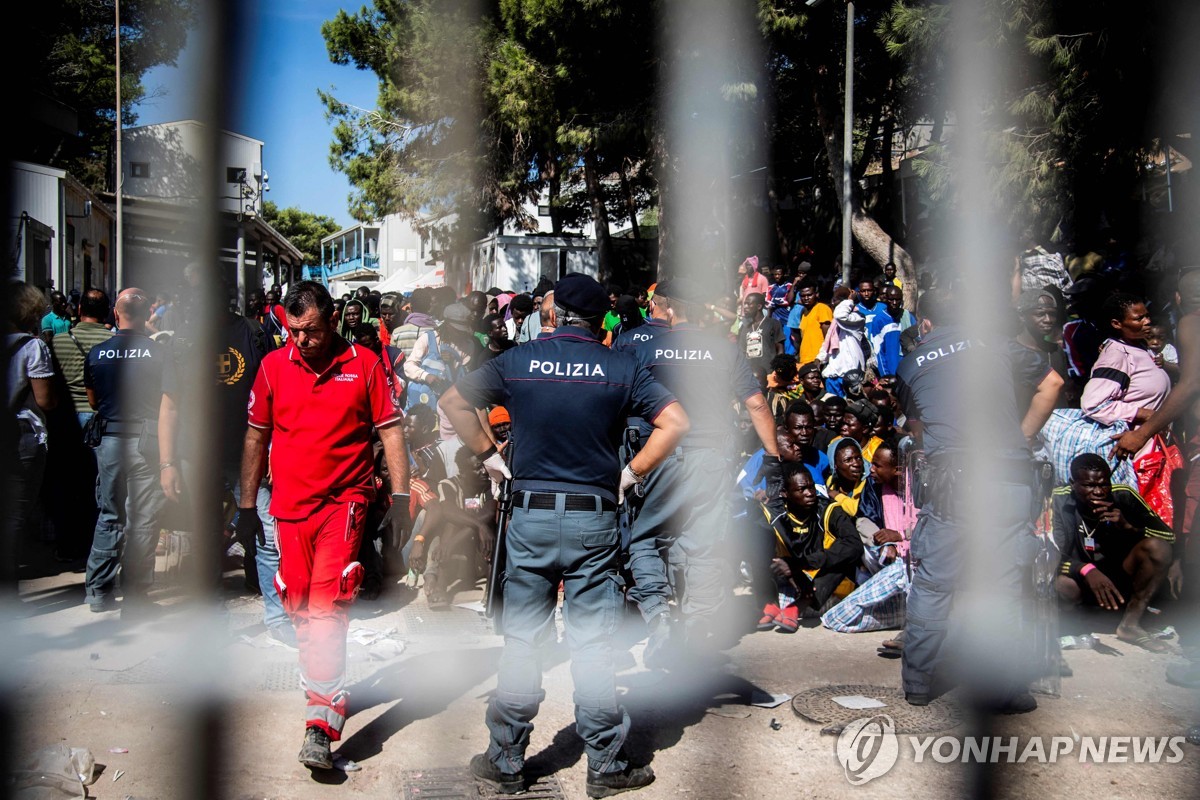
[895, 285, 1037, 713]
[611, 299, 669, 353]
[83, 289, 174, 616]
[440, 273, 689, 798]
[623, 278, 781, 661]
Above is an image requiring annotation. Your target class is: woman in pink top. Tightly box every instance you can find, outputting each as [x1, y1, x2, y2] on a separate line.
[738, 256, 770, 304]
[1081, 292, 1171, 461]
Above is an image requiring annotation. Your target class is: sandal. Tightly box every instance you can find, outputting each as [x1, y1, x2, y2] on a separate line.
[426, 585, 449, 609]
[1118, 632, 1172, 654]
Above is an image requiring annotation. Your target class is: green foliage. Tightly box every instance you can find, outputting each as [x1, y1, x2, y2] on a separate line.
[877, 0, 1167, 239]
[318, 0, 1174, 271]
[320, 0, 662, 260]
[262, 201, 341, 267]
[16, 0, 196, 191]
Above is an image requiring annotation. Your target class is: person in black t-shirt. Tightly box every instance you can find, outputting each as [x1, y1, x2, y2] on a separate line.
[83, 289, 172, 616]
[1008, 288, 1066, 448]
[1053, 454, 1174, 653]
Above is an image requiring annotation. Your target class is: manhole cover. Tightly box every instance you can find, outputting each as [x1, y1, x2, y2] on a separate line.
[109, 655, 185, 685]
[399, 767, 565, 800]
[791, 684, 962, 734]
[401, 607, 493, 636]
[258, 661, 377, 691]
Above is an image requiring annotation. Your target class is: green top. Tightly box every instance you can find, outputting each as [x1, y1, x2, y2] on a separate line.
[51, 322, 113, 414]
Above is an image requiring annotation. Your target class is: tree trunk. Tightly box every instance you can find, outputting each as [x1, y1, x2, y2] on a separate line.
[619, 159, 641, 240]
[583, 145, 615, 282]
[766, 170, 791, 267]
[851, 210, 917, 300]
[546, 156, 564, 235]
[810, 71, 919, 310]
[653, 135, 674, 277]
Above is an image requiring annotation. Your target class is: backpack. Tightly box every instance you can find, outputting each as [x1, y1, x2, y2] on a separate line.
[381, 344, 407, 413]
[405, 329, 449, 411]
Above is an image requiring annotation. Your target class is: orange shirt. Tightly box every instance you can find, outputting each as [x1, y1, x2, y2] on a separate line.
[798, 302, 833, 364]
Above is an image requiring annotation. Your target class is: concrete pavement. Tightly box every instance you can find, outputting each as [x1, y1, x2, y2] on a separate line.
[7, 556, 1199, 800]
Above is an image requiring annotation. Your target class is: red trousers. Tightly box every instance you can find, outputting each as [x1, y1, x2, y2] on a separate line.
[276, 500, 365, 739]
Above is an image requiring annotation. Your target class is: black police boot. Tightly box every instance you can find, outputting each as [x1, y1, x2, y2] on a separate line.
[298, 726, 333, 770]
[585, 763, 655, 798]
[992, 691, 1038, 715]
[469, 753, 524, 794]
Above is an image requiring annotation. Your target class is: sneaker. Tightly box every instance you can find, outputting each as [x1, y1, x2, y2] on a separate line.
[469, 753, 524, 794]
[905, 691, 931, 707]
[298, 726, 333, 770]
[586, 763, 655, 798]
[756, 604, 782, 632]
[775, 604, 800, 633]
[267, 622, 299, 651]
[89, 596, 118, 613]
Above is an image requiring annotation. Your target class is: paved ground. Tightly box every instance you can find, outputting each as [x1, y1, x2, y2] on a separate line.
[8, 552, 1199, 800]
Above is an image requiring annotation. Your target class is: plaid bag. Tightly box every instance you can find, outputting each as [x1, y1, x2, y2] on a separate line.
[1041, 407, 1135, 487]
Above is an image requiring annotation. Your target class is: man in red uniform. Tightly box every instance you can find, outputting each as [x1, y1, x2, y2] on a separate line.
[237, 281, 410, 770]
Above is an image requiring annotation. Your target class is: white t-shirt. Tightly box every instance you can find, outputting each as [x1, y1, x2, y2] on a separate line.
[6, 334, 55, 446]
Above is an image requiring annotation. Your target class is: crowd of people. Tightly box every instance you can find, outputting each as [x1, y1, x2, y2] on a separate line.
[4, 231, 1199, 794]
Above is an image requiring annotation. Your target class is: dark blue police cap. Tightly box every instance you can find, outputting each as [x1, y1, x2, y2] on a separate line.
[654, 277, 705, 304]
[555, 273, 609, 317]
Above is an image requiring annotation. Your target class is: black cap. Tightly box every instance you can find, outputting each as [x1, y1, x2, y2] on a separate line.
[554, 273, 609, 316]
[1016, 287, 1056, 313]
[654, 277, 706, 304]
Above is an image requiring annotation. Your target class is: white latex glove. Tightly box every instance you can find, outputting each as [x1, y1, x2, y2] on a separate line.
[483, 451, 512, 484]
[618, 465, 643, 505]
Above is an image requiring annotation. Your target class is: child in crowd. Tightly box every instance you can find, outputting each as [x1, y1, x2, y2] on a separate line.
[1144, 322, 1179, 382]
[766, 354, 803, 421]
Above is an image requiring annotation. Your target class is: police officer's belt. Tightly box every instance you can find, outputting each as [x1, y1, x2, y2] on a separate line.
[102, 420, 146, 436]
[515, 491, 616, 512]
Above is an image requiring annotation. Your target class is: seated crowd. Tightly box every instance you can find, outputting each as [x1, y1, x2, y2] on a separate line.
[7, 246, 1188, 670]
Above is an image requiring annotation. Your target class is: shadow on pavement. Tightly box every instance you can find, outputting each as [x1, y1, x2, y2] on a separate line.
[338, 646, 506, 764]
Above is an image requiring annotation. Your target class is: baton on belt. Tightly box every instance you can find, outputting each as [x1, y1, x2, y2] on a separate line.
[485, 441, 514, 633]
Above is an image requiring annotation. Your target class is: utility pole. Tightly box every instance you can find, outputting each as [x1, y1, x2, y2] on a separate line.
[840, 0, 854, 288]
[114, 0, 124, 291]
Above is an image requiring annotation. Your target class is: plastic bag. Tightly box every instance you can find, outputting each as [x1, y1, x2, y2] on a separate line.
[1134, 436, 1184, 527]
[12, 745, 95, 799]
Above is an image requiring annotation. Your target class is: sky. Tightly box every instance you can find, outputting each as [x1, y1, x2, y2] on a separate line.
[135, 1, 379, 230]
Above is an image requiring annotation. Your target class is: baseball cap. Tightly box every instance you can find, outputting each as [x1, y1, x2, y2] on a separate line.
[442, 302, 473, 331]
